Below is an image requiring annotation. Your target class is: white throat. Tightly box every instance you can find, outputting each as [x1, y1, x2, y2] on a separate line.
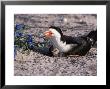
[50, 36, 72, 53]
[49, 28, 72, 52]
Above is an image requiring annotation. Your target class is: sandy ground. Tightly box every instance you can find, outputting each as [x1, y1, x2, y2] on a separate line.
[14, 14, 97, 76]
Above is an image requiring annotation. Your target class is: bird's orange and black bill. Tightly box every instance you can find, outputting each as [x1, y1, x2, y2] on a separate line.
[44, 31, 53, 38]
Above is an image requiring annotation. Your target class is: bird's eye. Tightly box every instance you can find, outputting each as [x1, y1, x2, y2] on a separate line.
[50, 32, 53, 34]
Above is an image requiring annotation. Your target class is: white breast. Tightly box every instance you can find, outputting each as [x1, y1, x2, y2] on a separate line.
[50, 37, 72, 53]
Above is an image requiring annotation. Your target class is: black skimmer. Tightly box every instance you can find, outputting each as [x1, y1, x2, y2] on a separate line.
[44, 26, 97, 56]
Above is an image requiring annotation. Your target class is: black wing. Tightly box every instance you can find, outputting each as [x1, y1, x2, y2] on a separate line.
[62, 35, 83, 45]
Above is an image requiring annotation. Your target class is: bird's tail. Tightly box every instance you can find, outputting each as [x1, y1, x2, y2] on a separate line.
[86, 30, 97, 46]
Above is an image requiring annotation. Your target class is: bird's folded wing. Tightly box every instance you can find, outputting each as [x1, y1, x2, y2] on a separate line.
[63, 35, 83, 45]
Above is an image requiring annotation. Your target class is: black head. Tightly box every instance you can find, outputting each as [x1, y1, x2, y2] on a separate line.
[49, 26, 63, 36]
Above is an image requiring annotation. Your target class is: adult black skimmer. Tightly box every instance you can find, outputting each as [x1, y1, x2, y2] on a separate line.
[44, 26, 97, 56]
